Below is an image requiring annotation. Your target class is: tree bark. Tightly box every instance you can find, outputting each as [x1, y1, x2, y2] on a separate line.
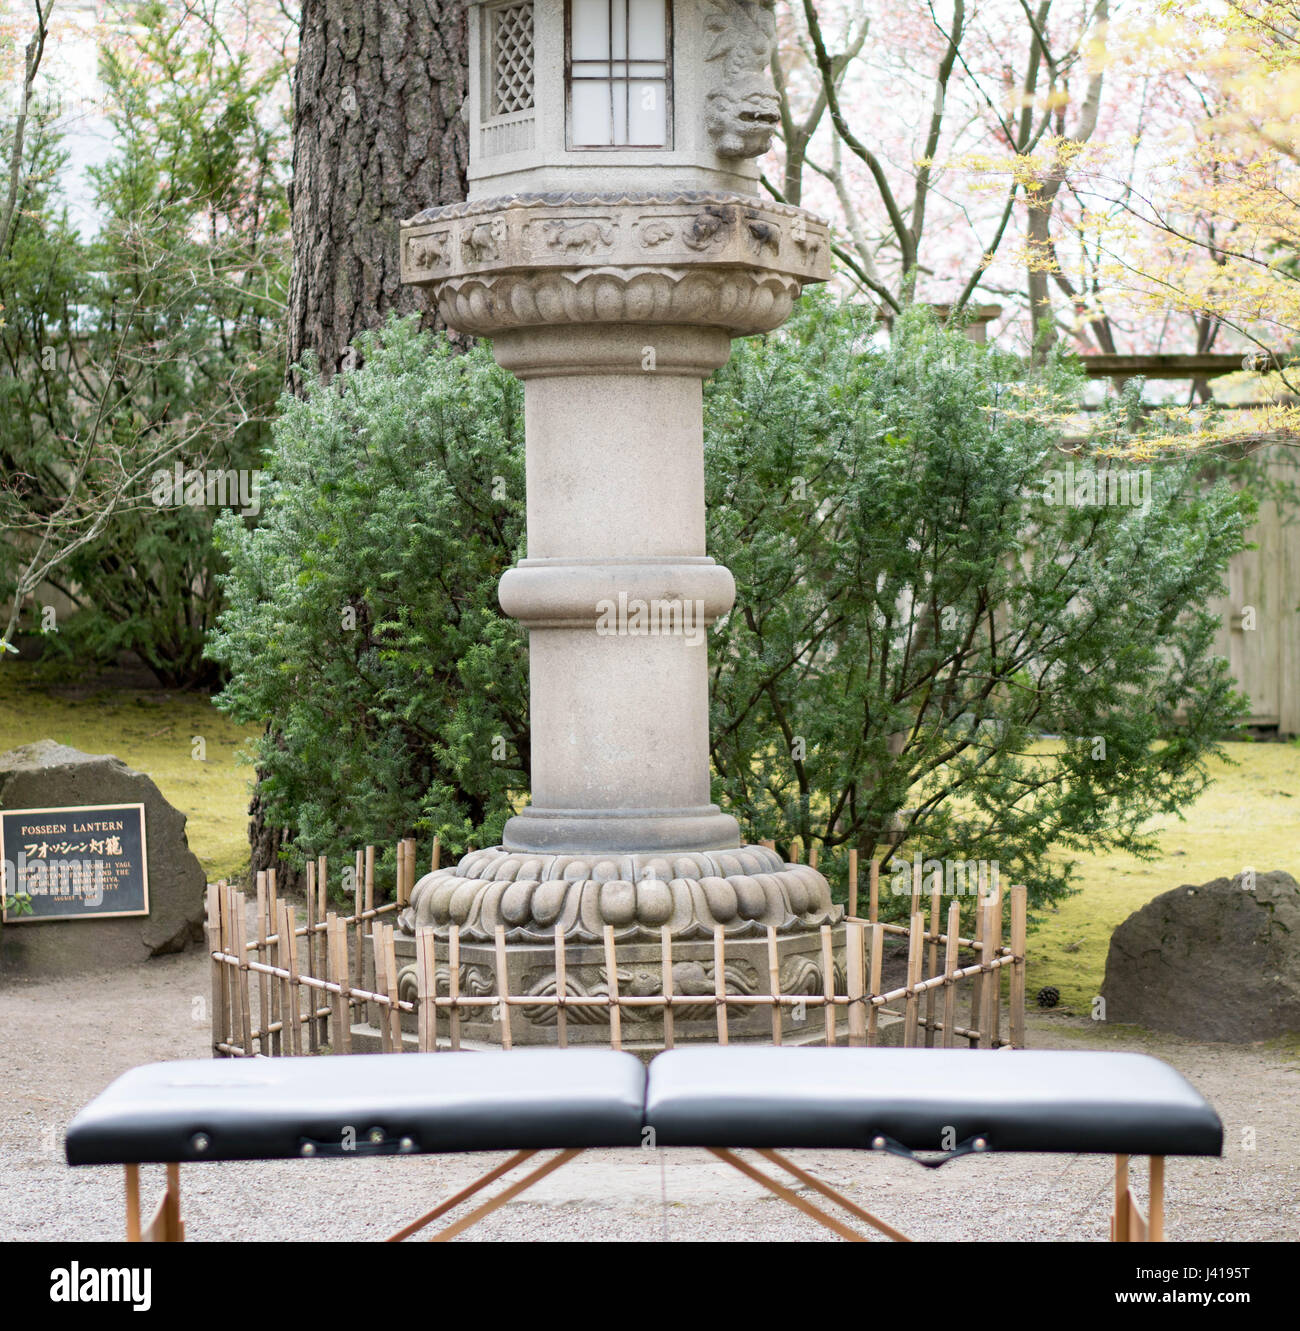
[285, 0, 469, 385]
[251, 0, 469, 886]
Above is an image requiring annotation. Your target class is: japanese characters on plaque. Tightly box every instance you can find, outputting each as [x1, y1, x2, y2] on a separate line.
[1, 803, 149, 922]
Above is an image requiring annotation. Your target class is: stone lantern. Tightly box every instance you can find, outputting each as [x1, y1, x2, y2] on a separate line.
[396, 0, 842, 1045]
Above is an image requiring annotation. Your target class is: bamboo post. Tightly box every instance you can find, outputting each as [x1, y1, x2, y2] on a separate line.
[979, 896, 998, 1049]
[205, 884, 227, 1057]
[713, 926, 729, 1045]
[868, 857, 880, 923]
[602, 924, 621, 1051]
[279, 899, 303, 1055]
[968, 872, 986, 1048]
[942, 899, 960, 1049]
[660, 925, 675, 1050]
[270, 894, 285, 1055]
[217, 880, 234, 1048]
[789, 840, 800, 865]
[807, 843, 818, 871]
[766, 925, 782, 1046]
[316, 858, 329, 1045]
[848, 848, 859, 919]
[363, 845, 376, 1028]
[431, 836, 441, 872]
[351, 848, 364, 1021]
[866, 922, 883, 1046]
[991, 875, 1003, 1046]
[305, 861, 319, 1053]
[910, 857, 922, 928]
[331, 915, 353, 1054]
[554, 923, 568, 1049]
[372, 921, 390, 1053]
[383, 923, 402, 1050]
[416, 926, 436, 1053]
[253, 872, 270, 1054]
[267, 867, 282, 1055]
[846, 920, 866, 1047]
[448, 924, 461, 1051]
[903, 910, 924, 1047]
[315, 857, 328, 1045]
[925, 882, 941, 1047]
[323, 910, 338, 1048]
[820, 924, 836, 1046]
[1009, 884, 1027, 1049]
[493, 923, 513, 1051]
[232, 888, 254, 1057]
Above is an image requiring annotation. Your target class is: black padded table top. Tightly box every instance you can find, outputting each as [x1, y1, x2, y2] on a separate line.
[64, 1049, 647, 1164]
[66, 1046, 1223, 1167]
[644, 1048, 1224, 1157]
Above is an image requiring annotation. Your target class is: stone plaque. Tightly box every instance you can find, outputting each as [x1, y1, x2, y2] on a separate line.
[1, 802, 149, 923]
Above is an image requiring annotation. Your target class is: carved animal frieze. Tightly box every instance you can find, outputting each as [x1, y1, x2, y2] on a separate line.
[682, 206, 732, 251]
[637, 219, 677, 247]
[406, 231, 449, 270]
[541, 218, 616, 255]
[461, 218, 506, 263]
[792, 229, 823, 264]
[744, 217, 780, 255]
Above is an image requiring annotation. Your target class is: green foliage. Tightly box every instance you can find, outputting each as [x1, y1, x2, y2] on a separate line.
[212, 301, 1251, 908]
[208, 320, 528, 866]
[706, 299, 1251, 910]
[0, 1, 289, 684]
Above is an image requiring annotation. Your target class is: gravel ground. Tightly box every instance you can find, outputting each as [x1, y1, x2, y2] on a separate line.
[3, 948, 1297, 1243]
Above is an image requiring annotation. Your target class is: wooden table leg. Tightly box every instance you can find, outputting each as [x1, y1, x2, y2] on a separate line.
[1113, 1154, 1129, 1242]
[1149, 1156, 1164, 1242]
[125, 1165, 141, 1242]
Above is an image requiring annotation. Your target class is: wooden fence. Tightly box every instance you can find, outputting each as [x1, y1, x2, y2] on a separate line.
[207, 841, 1027, 1057]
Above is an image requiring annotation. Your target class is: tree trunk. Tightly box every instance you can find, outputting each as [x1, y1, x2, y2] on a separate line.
[285, 0, 469, 385]
[250, 0, 469, 886]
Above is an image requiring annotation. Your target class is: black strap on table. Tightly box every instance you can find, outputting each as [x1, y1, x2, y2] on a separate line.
[869, 1132, 991, 1169]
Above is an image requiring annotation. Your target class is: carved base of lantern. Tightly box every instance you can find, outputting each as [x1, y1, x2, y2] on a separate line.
[398, 843, 840, 943]
[400, 190, 831, 338]
[363, 923, 848, 1051]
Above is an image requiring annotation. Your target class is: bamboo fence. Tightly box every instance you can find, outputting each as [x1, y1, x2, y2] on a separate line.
[207, 839, 1028, 1057]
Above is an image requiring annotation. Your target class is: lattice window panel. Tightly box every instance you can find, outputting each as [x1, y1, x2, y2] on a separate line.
[491, 3, 535, 117]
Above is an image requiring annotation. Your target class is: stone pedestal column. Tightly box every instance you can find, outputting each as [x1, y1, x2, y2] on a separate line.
[497, 323, 738, 855]
[395, 191, 841, 1044]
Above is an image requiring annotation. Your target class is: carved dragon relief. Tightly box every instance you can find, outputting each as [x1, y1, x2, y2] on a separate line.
[702, 0, 781, 158]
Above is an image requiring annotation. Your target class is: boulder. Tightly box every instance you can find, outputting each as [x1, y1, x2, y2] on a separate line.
[1100, 870, 1300, 1042]
[0, 741, 206, 976]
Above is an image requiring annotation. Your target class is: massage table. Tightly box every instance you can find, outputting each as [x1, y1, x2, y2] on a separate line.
[65, 1047, 1222, 1242]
